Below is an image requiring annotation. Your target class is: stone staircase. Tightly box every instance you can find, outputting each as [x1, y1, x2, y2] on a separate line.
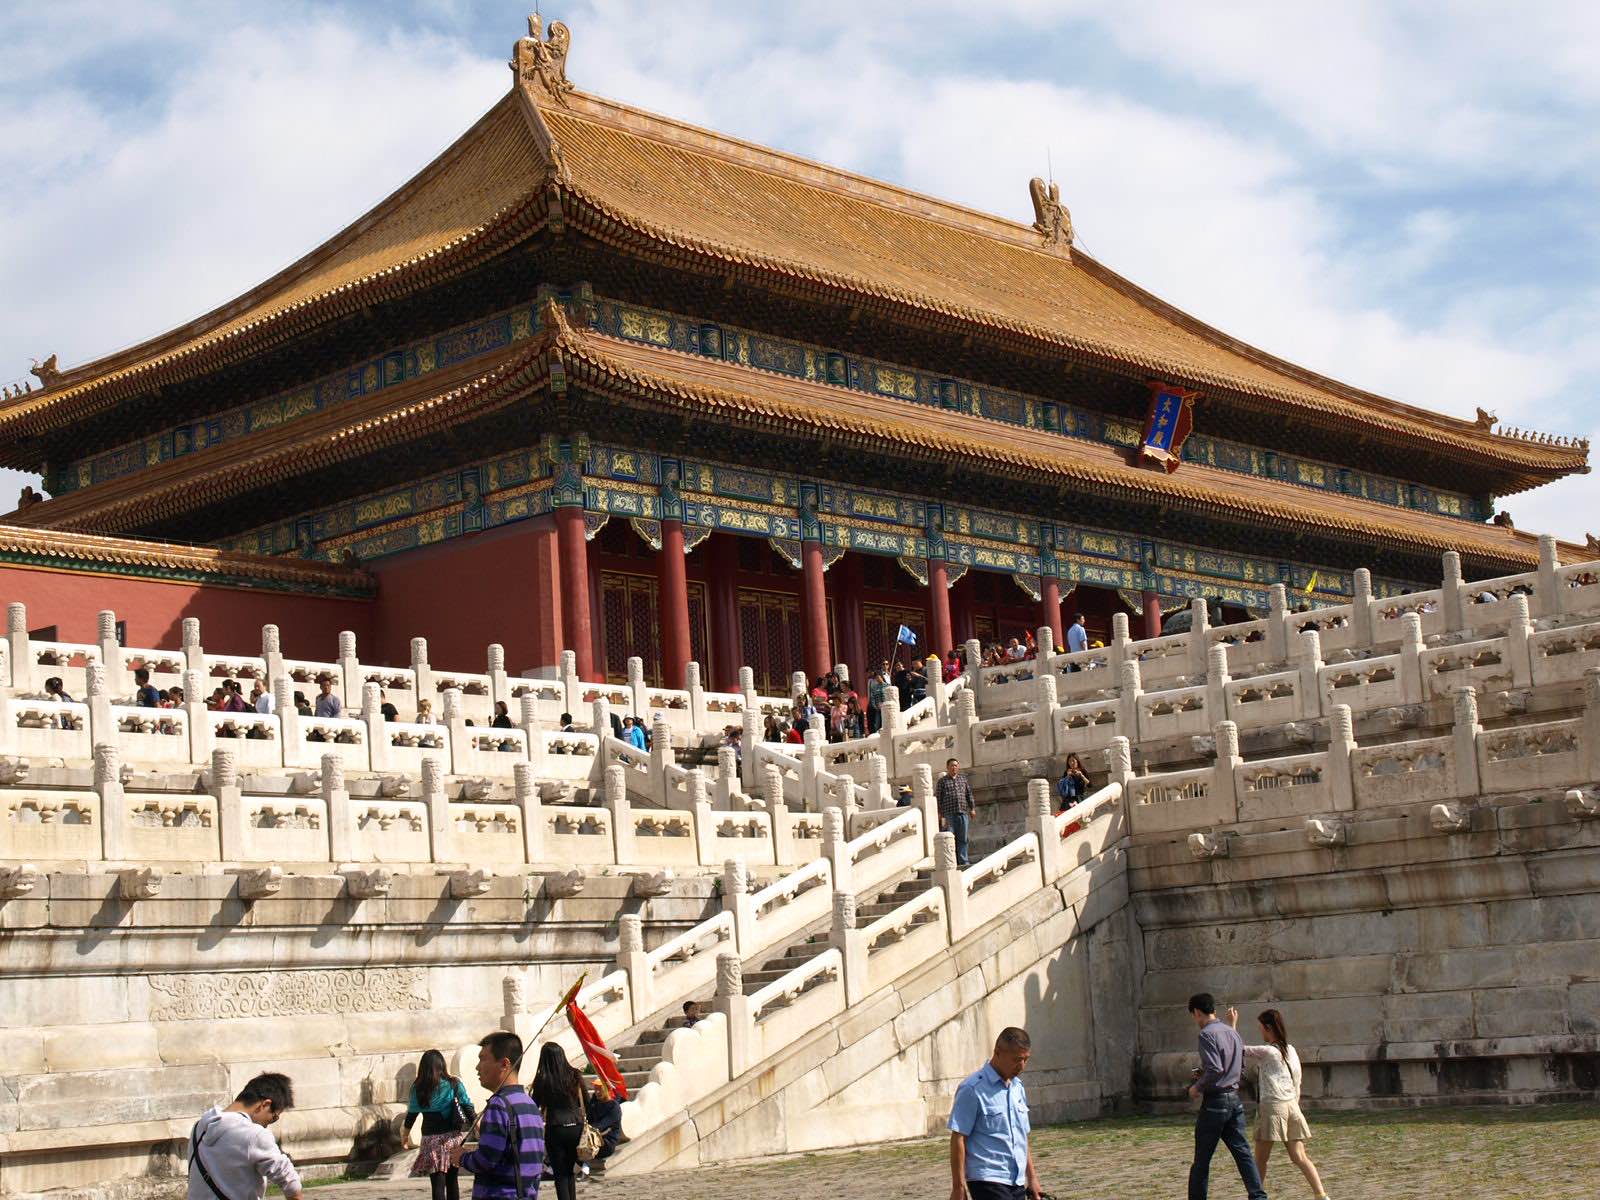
[612, 863, 940, 1096]
[607, 798, 1137, 1176]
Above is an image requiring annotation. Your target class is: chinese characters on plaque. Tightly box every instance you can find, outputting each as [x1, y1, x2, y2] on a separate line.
[1135, 382, 1198, 473]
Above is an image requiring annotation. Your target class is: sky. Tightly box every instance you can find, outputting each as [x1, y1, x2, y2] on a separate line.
[1, 0, 1596, 543]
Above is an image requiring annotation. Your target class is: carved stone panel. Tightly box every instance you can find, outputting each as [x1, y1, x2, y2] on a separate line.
[147, 967, 429, 1021]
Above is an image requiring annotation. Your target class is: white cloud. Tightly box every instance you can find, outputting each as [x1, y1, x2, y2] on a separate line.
[0, 13, 503, 374]
[0, 1, 1594, 546]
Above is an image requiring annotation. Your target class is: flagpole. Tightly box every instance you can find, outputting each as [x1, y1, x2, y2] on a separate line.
[459, 973, 587, 1146]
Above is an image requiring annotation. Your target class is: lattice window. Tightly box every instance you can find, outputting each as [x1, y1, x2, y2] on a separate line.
[688, 588, 709, 679]
[974, 615, 998, 647]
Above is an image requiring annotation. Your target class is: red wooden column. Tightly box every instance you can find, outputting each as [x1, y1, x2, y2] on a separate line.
[927, 557, 953, 659]
[801, 540, 831, 683]
[657, 518, 692, 690]
[555, 505, 595, 681]
[527, 515, 565, 670]
[1039, 577, 1063, 651]
[833, 553, 867, 685]
[707, 535, 741, 691]
[1142, 589, 1163, 639]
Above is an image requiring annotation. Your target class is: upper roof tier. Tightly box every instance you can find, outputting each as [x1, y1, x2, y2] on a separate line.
[2, 18, 1587, 496]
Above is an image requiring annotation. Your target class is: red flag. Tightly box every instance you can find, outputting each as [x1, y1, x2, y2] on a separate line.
[568, 994, 628, 1100]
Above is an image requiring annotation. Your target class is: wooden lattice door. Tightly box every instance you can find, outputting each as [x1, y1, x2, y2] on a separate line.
[737, 588, 804, 697]
[599, 570, 708, 685]
[864, 602, 928, 671]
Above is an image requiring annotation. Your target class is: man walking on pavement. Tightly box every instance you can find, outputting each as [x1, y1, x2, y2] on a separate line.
[936, 756, 976, 868]
[948, 1027, 1043, 1200]
[1187, 992, 1268, 1200]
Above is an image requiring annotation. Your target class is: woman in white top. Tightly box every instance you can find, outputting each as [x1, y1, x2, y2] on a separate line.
[1228, 1006, 1329, 1200]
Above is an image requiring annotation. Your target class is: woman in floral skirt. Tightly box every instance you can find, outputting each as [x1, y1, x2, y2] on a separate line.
[402, 1048, 475, 1200]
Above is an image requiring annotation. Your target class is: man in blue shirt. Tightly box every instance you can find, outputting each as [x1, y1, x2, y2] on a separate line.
[133, 667, 162, 709]
[948, 1027, 1042, 1200]
[1187, 992, 1267, 1200]
[1066, 613, 1089, 655]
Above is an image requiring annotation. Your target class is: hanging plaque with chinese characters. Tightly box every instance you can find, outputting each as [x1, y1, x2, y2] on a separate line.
[1135, 382, 1199, 473]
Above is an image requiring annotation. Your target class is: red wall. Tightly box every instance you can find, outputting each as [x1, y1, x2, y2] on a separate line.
[0, 565, 374, 659]
[1, 517, 564, 678]
[370, 517, 562, 676]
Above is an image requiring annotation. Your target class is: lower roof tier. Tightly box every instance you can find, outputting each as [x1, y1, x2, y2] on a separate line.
[4, 304, 1581, 593]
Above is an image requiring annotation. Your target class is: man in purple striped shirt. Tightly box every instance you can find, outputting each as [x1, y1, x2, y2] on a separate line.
[452, 1032, 545, 1199]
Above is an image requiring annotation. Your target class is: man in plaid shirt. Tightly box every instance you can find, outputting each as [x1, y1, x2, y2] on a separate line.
[935, 757, 976, 867]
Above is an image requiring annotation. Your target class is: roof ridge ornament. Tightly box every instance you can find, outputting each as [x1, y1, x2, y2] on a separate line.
[29, 354, 60, 388]
[1028, 177, 1072, 255]
[514, 14, 575, 104]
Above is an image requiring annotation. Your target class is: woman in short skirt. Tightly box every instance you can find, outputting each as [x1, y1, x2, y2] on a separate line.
[402, 1048, 475, 1200]
[1229, 1006, 1330, 1199]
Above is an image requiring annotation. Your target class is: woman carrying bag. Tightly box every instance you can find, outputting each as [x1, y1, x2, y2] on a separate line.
[402, 1049, 475, 1200]
[530, 1043, 599, 1200]
[1228, 1006, 1331, 1200]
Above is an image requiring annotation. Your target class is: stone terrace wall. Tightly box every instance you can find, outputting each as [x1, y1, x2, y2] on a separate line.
[1130, 789, 1600, 1106]
[0, 871, 713, 1198]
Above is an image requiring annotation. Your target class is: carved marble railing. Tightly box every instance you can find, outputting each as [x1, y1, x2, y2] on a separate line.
[4, 544, 1600, 814]
[612, 773, 1130, 1147]
[617, 1012, 730, 1141]
[959, 831, 1043, 931]
[115, 646, 187, 698]
[0, 698, 91, 760]
[0, 789, 101, 861]
[9, 608, 1597, 852]
[727, 947, 846, 1076]
[832, 805, 924, 897]
[1126, 676, 1600, 836]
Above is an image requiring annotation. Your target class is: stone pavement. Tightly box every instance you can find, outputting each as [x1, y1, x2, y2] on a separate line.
[307, 1104, 1598, 1199]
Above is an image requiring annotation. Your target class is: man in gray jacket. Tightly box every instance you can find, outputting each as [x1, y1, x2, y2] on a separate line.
[188, 1073, 302, 1200]
[1186, 993, 1266, 1200]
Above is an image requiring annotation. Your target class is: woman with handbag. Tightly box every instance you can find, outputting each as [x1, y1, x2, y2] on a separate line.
[402, 1049, 475, 1200]
[1228, 1007, 1331, 1200]
[531, 1043, 594, 1200]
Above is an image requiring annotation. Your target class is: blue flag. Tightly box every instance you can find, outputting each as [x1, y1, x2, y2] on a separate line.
[896, 624, 918, 647]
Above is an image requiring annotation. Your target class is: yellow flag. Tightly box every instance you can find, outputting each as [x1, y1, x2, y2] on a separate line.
[1304, 571, 1319, 595]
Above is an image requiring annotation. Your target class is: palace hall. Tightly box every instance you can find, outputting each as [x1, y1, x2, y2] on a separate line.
[0, 19, 1588, 693]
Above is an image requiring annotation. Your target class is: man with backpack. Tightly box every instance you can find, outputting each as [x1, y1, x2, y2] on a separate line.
[188, 1073, 301, 1200]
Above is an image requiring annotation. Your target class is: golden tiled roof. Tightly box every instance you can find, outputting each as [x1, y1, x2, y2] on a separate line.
[0, 95, 548, 441]
[6, 38, 1586, 498]
[8, 335, 550, 533]
[552, 324, 1573, 570]
[12, 306, 1566, 572]
[0, 523, 373, 593]
[535, 89, 1584, 488]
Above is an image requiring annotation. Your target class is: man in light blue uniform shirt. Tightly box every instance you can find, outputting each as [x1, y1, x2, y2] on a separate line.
[1066, 613, 1089, 655]
[948, 1027, 1042, 1200]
